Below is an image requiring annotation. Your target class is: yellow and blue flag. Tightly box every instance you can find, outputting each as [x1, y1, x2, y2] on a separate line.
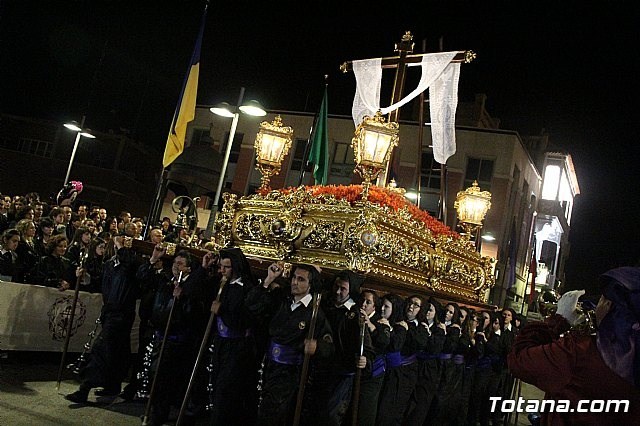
[162, 8, 207, 167]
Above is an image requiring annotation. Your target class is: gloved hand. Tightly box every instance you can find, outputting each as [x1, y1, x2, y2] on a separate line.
[556, 289, 585, 325]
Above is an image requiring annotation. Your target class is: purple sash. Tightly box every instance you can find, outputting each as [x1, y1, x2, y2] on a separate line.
[401, 353, 417, 366]
[216, 317, 250, 339]
[372, 356, 386, 378]
[386, 351, 402, 368]
[267, 341, 303, 366]
[453, 354, 465, 365]
[417, 351, 439, 361]
[439, 353, 453, 360]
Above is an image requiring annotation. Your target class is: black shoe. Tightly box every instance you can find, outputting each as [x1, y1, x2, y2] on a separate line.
[95, 387, 121, 397]
[118, 389, 136, 401]
[65, 390, 89, 403]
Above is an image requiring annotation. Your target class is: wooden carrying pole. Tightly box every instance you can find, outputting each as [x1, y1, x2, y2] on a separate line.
[176, 276, 227, 425]
[56, 250, 88, 390]
[351, 315, 367, 426]
[141, 271, 182, 426]
[293, 293, 322, 426]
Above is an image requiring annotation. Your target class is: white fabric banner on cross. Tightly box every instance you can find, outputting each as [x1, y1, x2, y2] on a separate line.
[351, 51, 460, 164]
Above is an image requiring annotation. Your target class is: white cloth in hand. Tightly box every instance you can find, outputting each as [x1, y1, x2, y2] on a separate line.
[556, 289, 585, 325]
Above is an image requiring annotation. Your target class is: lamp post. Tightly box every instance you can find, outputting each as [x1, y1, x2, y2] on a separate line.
[63, 115, 95, 184]
[351, 111, 399, 200]
[454, 180, 492, 247]
[254, 115, 294, 192]
[205, 87, 267, 236]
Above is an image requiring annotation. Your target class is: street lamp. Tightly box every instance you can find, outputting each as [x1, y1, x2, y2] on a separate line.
[351, 111, 399, 200]
[205, 87, 267, 235]
[454, 180, 492, 243]
[254, 115, 294, 192]
[63, 116, 95, 184]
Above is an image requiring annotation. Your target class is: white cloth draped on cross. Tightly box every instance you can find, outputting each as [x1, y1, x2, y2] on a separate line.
[351, 51, 461, 164]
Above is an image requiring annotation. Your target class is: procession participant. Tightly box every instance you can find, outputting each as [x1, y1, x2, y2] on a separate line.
[82, 237, 106, 294]
[404, 297, 446, 426]
[246, 263, 334, 426]
[376, 295, 429, 426]
[430, 302, 463, 424]
[65, 234, 139, 403]
[356, 289, 390, 426]
[208, 247, 259, 425]
[307, 269, 372, 426]
[508, 268, 640, 425]
[139, 248, 213, 425]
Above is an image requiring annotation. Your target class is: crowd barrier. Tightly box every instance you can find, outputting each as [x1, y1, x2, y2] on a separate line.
[0, 280, 139, 352]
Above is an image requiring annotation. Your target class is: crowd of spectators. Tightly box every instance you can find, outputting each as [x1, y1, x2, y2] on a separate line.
[0, 190, 206, 290]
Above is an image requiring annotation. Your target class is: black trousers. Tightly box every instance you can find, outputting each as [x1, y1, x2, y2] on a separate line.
[357, 373, 384, 426]
[376, 363, 418, 426]
[258, 360, 302, 426]
[80, 310, 135, 391]
[404, 359, 440, 426]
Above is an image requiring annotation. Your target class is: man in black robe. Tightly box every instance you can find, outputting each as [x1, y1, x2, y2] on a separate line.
[208, 247, 258, 425]
[65, 235, 139, 402]
[246, 263, 334, 426]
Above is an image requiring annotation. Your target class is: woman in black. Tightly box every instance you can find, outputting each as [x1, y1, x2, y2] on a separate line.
[14, 219, 39, 283]
[376, 295, 429, 426]
[35, 234, 75, 290]
[356, 289, 390, 426]
[404, 297, 446, 426]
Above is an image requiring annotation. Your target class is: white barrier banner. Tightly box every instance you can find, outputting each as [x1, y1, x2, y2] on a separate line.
[0, 280, 138, 352]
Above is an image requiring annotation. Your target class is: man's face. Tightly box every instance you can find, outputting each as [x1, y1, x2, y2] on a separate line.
[406, 297, 422, 322]
[218, 257, 234, 280]
[150, 229, 163, 244]
[334, 279, 350, 305]
[43, 225, 53, 236]
[99, 209, 107, 219]
[84, 220, 96, 234]
[361, 292, 375, 316]
[62, 206, 72, 222]
[121, 212, 131, 223]
[502, 309, 512, 325]
[34, 204, 43, 218]
[77, 206, 87, 217]
[290, 268, 311, 299]
[14, 200, 24, 210]
[172, 256, 191, 279]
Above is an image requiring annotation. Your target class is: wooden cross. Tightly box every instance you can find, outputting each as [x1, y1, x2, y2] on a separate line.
[340, 31, 475, 186]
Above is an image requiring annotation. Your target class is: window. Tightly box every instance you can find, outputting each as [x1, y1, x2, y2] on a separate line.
[222, 131, 243, 163]
[464, 157, 494, 190]
[16, 138, 53, 158]
[333, 142, 355, 165]
[419, 153, 441, 214]
[190, 128, 211, 146]
[290, 138, 313, 172]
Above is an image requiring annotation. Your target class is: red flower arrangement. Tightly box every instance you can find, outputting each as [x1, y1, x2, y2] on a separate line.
[258, 185, 459, 239]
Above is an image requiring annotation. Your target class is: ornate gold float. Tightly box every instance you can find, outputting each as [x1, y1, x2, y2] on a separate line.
[213, 185, 495, 308]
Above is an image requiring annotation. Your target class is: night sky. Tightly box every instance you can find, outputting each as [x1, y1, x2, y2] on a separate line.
[1, 1, 638, 292]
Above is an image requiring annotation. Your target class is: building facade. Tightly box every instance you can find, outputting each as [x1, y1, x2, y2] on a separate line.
[169, 95, 579, 310]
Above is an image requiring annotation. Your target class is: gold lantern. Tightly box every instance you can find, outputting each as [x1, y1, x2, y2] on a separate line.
[351, 111, 399, 199]
[254, 115, 293, 191]
[454, 180, 492, 239]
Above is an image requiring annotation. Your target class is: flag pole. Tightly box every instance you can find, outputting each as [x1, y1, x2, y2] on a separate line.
[145, 2, 207, 239]
[298, 75, 328, 186]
